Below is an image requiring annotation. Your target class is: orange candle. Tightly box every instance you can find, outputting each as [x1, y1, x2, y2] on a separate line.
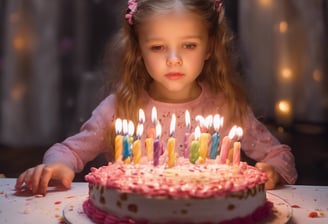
[167, 114, 177, 168]
[232, 127, 243, 166]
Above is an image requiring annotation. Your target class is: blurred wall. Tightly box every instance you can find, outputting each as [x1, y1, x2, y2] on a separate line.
[0, 0, 124, 146]
[239, 0, 328, 126]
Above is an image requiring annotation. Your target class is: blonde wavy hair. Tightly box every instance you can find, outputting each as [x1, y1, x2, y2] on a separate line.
[103, 0, 248, 155]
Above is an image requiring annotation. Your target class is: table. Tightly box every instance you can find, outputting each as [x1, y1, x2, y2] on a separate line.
[0, 178, 327, 223]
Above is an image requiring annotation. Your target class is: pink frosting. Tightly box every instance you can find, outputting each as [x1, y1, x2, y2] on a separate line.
[83, 199, 273, 224]
[85, 159, 268, 198]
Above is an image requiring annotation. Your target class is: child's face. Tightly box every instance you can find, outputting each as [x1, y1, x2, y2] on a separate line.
[138, 9, 211, 102]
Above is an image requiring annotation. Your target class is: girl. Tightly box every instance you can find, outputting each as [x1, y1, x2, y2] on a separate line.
[16, 0, 297, 195]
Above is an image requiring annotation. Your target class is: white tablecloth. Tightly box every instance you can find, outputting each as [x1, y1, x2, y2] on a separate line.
[0, 178, 327, 223]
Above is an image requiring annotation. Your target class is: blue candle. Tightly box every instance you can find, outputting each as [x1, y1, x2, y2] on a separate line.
[210, 132, 220, 159]
[123, 135, 131, 160]
[122, 119, 132, 163]
[210, 114, 223, 159]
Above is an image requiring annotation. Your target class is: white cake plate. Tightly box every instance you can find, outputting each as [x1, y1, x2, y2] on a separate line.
[63, 192, 292, 224]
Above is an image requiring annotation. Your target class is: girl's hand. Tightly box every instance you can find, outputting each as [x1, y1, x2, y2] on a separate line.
[255, 162, 281, 190]
[15, 162, 74, 196]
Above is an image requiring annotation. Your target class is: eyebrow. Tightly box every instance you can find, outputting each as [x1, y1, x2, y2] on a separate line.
[144, 35, 205, 42]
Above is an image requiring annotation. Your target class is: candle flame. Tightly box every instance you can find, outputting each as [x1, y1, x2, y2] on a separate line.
[213, 114, 223, 131]
[151, 106, 157, 124]
[205, 115, 213, 129]
[170, 114, 176, 136]
[128, 120, 135, 136]
[139, 109, 145, 123]
[228, 125, 243, 140]
[195, 115, 205, 127]
[194, 126, 201, 140]
[228, 125, 237, 139]
[136, 123, 144, 138]
[185, 110, 191, 129]
[155, 122, 162, 139]
[236, 127, 243, 140]
[115, 119, 122, 134]
[122, 119, 128, 135]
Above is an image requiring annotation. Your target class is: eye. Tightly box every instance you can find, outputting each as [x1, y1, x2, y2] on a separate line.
[150, 45, 165, 51]
[183, 43, 197, 49]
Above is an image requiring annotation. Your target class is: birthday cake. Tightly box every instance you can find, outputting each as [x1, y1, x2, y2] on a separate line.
[83, 159, 273, 224]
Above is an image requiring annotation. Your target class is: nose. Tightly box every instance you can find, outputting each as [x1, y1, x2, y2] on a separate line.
[166, 51, 182, 66]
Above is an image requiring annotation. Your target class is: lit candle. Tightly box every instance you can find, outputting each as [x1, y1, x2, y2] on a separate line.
[233, 127, 243, 165]
[122, 119, 132, 164]
[139, 108, 145, 123]
[153, 122, 162, 166]
[184, 110, 191, 158]
[210, 115, 223, 159]
[219, 126, 236, 164]
[145, 107, 157, 161]
[114, 118, 123, 162]
[198, 131, 211, 164]
[133, 123, 143, 164]
[167, 114, 177, 168]
[189, 126, 200, 164]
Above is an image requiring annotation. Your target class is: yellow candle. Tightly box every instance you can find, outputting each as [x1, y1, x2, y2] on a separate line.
[133, 139, 141, 164]
[167, 114, 176, 168]
[114, 119, 123, 162]
[145, 138, 153, 161]
[198, 132, 210, 163]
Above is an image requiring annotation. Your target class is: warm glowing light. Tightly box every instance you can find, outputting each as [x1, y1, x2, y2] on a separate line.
[312, 69, 322, 82]
[281, 68, 292, 80]
[279, 21, 288, 33]
[258, 0, 272, 7]
[13, 36, 27, 51]
[276, 100, 292, 115]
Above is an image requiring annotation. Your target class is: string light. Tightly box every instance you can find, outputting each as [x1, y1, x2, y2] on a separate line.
[258, 0, 272, 7]
[279, 21, 288, 33]
[281, 68, 293, 81]
[312, 69, 322, 82]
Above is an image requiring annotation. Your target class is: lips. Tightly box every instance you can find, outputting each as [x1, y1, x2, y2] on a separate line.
[165, 72, 185, 80]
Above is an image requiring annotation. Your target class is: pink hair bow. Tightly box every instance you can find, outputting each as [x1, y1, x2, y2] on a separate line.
[125, 0, 138, 25]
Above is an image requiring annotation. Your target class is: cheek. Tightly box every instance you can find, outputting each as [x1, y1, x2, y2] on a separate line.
[142, 55, 161, 75]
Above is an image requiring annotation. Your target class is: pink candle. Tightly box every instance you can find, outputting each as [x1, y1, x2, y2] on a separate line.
[219, 126, 236, 164]
[184, 110, 191, 158]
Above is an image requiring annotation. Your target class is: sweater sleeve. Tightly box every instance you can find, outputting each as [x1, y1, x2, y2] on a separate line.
[43, 95, 116, 173]
[241, 109, 298, 184]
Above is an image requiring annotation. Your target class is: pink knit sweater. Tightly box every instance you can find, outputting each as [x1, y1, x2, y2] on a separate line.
[44, 83, 297, 184]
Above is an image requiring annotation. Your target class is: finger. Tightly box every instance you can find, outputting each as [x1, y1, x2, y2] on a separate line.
[31, 164, 46, 195]
[23, 168, 37, 190]
[15, 171, 27, 190]
[38, 166, 53, 195]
